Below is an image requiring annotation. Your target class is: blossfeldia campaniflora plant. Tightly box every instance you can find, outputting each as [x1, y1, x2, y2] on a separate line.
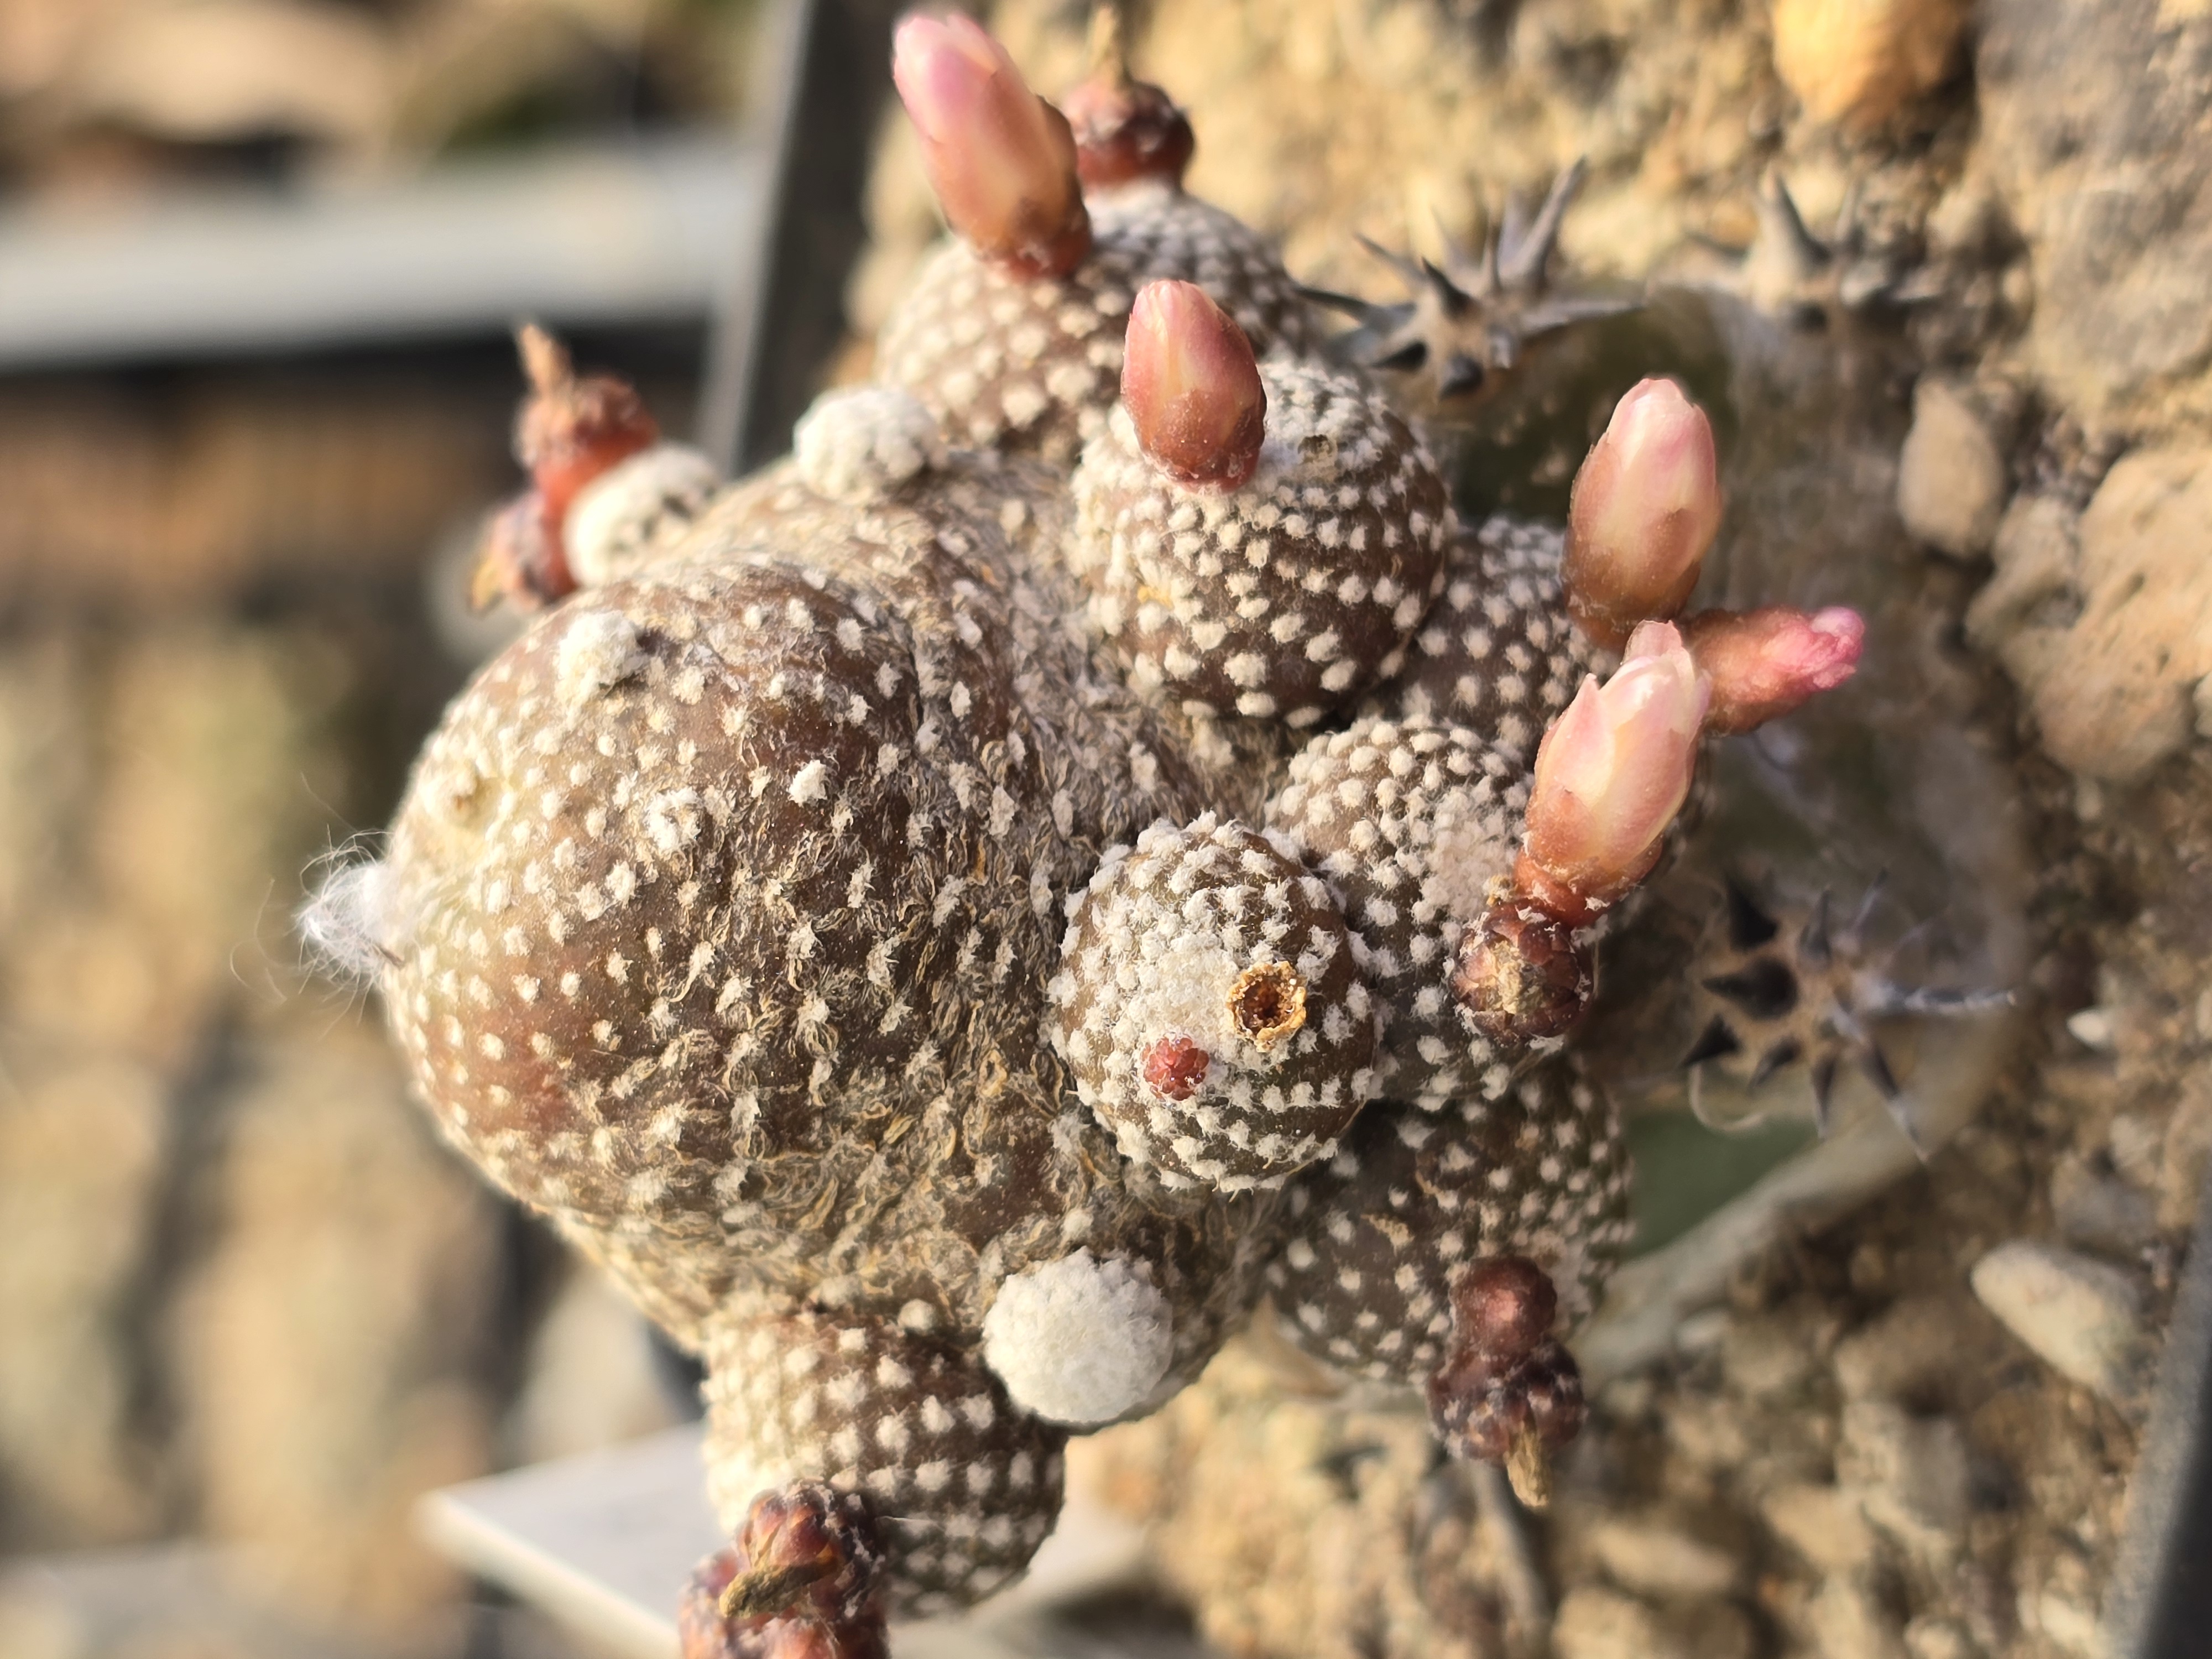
[301, 15, 1872, 1654]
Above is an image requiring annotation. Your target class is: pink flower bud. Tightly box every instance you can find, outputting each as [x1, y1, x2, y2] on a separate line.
[1522, 620, 1710, 917]
[1121, 279, 1266, 488]
[1683, 605, 1865, 733]
[892, 12, 1091, 277]
[1563, 378, 1724, 650]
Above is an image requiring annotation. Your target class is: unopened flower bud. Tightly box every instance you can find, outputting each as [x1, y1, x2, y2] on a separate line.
[1121, 280, 1266, 488]
[1141, 1034, 1210, 1100]
[514, 324, 659, 524]
[1682, 605, 1865, 733]
[1522, 620, 1709, 919]
[1564, 378, 1723, 650]
[1060, 12, 1193, 194]
[892, 13, 1091, 277]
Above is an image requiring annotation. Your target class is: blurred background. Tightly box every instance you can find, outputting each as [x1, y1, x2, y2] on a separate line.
[0, 3, 806, 1653]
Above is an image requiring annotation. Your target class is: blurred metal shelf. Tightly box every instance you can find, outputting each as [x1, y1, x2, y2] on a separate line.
[0, 138, 766, 371]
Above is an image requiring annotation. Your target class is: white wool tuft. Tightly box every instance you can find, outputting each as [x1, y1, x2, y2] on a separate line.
[555, 609, 649, 709]
[794, 387, 945, 503]
[299, 856, 400, 983]
[566, 443, 722, 587]
[981, 1249, 1173, 1427]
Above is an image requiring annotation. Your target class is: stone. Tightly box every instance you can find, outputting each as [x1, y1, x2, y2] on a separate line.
[1969, 1239, 2151, 1408]
[2158, 1071, 2212, 1231]
[1896, 380, 2007, 560]
[1721, 1316, 1815, 1400]
[1808, 1574, 1910, 1659]
[1837, 1401, 1970, 1568]
[2027, 448, 2212, 780]
[1763, 1483, 1880, 1575]
[1771, 0, 1970, 132]
[1964, 494, 2078, 664]
[2027, 1585, 2103, 1657]
[1584, 1510, 1744, 1599]
[1831, 1296, 1977, 1403]
[1978, 0, 2212, 428]
[1902, 1615, 1975, 1659]
[1553, 1585, 1688, 1659]
[2049, 1158, 2157, 1255]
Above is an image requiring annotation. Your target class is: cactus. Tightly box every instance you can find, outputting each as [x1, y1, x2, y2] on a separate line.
[306, 15, 1881, 1650]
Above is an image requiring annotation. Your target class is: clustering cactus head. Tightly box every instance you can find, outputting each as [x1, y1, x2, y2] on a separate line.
[309, 14, 1882, 1650]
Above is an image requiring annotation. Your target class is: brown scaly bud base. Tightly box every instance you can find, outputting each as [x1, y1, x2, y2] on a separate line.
[1424, 1256, 1588, 1508]
[472, 326, 660, 611]
[1453, 893, 1593, 1046]
[679, 1481, 888, 1659]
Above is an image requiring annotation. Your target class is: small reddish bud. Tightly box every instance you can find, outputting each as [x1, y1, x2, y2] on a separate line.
[1522, 620, 1710, 919]
[892, 12, 1091, 277]
[1061, 11, 1193, 191]
[1449, 1256, 1559, 1363]
[1564, 378, 1723, 650]
[1682, 604, 1865, 733]
[514, 324, 659, 526]
[1453, 902, 1593, 1044]
[1121, 280, 1266, 489]
[1141, 1034, 1211, 1100]
[680, 1483, 885, 1659]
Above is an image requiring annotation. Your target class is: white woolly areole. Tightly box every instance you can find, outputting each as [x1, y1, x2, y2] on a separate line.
[299, 857, 399, 983]
[554, 609, 648, 709]
[794, 386, 945, 503]
[566, 443, 722, 587]
[981, 1249, 1173, 1427]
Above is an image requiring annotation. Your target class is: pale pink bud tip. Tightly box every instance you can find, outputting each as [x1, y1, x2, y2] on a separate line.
[1683, 605, 1865, 733]
[1564, 377, 1723, 650]
[1121, 280, 1266, 488]
[893, 12, 1090, 276]
[1522, 621, 1710, 917]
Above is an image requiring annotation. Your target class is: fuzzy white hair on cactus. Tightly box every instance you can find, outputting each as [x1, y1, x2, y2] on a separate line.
[565, 443, 723, 588]
[554, 608, 650, 711]
[981, 1248, 1174, 1426]
[793, 386, 947, 503]
[299, 854, 399, 985]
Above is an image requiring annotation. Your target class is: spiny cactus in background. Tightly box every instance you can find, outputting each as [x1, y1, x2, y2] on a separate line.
[303, 12, 1878, 1653]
